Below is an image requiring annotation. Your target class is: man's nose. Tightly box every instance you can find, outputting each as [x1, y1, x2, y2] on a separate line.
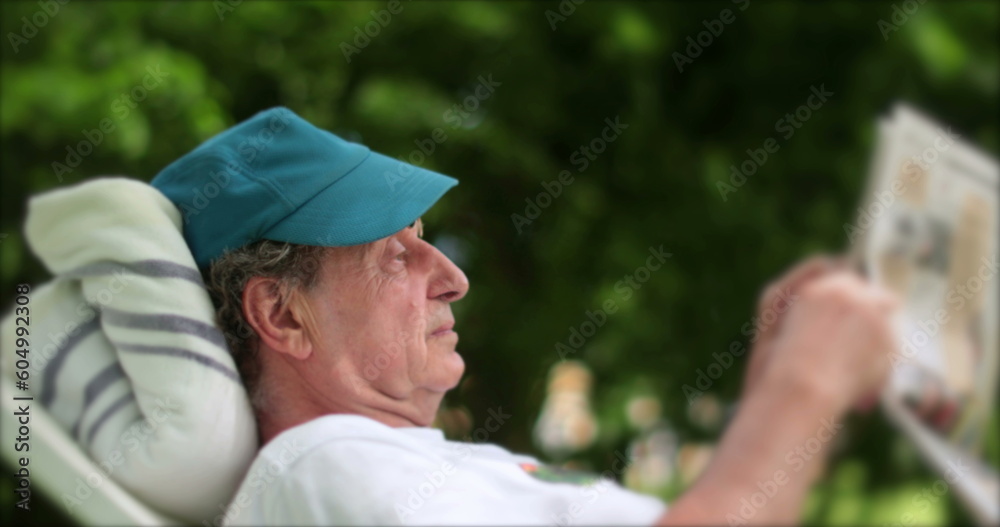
[428, 245, 469, 303]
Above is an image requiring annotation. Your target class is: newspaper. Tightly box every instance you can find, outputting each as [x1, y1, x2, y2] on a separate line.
[850, 103, 999, 525]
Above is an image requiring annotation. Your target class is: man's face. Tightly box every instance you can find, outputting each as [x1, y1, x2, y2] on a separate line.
[296, 220, 469, 427]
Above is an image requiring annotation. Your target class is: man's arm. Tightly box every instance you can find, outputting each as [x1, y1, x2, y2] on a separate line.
[659, 371, 844, 525]
[657, 270, 896, 525]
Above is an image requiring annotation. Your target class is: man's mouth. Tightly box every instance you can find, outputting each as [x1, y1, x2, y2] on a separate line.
[429, 321, 455, 337]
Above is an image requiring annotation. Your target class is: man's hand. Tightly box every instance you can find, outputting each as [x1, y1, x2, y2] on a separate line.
[760, 270, 898, 413]
[742, 256, 840, 397]
[658, 264, 899, 526]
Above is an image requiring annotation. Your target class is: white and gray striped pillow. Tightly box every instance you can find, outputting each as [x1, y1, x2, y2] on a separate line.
[2, 178, 257, 524]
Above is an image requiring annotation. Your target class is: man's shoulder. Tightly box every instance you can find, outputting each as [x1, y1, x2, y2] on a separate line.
[226, 415, 435, 525]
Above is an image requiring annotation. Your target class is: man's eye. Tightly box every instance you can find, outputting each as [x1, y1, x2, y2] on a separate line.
[394, 251, 408, 263]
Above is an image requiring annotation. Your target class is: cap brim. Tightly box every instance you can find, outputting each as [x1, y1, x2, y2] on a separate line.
[261, 150, 458, 247]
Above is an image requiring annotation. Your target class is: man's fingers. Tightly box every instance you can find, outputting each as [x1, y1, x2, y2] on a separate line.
[854, 280, 899, 313]
[873, 285, 900, 310]
[755, 255, 844, 344]
[757, 254, 838, 313]
[742, 340, 775, 396]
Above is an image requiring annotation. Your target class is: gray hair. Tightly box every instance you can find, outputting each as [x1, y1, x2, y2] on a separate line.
[205, 240, 329, 410]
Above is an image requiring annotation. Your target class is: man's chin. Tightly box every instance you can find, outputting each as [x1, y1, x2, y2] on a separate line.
[427, 350, 465, 393]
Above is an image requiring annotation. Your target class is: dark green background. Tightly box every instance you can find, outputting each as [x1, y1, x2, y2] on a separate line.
[1, 0, 997, 525]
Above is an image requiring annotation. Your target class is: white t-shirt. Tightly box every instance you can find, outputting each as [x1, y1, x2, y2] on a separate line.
[222, 414, 666, 526]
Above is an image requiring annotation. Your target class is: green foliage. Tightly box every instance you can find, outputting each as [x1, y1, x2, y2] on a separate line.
[1, 1, 996, 525]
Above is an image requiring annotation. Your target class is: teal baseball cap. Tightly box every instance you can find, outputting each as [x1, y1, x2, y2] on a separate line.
[151, 107, 458, 268]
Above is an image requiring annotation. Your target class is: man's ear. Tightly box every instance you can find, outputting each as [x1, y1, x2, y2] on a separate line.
[242, 277, 314, 360]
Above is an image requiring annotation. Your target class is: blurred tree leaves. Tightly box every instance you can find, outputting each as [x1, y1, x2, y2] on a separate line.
[1, 1, 997, 525]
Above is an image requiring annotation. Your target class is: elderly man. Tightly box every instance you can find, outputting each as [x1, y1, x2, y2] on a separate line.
[151, 107, 897, 525]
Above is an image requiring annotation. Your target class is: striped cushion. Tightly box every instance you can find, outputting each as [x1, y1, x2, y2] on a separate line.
[1, 177, 257, 523]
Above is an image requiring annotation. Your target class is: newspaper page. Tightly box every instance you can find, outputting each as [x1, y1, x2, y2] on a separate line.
[852, 103, 999, 525]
